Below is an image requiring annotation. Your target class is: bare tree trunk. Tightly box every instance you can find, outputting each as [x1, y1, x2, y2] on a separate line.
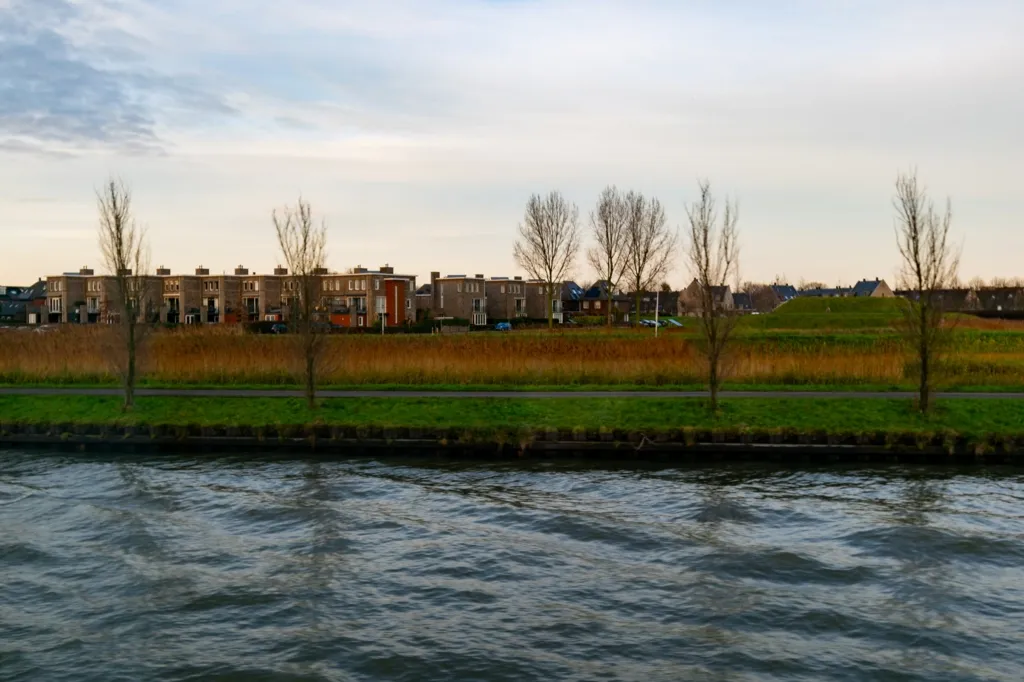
[514, 192, 581, 332]
[274, 198, 328, 410]
[96, 178, 150, 412]
[893, 169, 960, 414]
[587, 186, 627, 328]
[685, 180, 740, 414]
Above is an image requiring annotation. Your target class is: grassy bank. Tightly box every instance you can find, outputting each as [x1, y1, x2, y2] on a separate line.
[2, 395, 1023, 440]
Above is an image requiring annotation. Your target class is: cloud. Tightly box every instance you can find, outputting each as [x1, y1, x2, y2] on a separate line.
[0, 0, 234, 155]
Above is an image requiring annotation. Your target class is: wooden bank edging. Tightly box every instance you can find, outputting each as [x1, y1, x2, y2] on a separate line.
[1, 422, 1022, 463]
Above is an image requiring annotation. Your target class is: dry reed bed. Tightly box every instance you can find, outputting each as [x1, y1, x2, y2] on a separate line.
[0, 326, 1021, 386]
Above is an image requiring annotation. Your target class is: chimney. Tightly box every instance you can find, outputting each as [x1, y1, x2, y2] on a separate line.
[379, 264, 394, 274]
[475, 274, 484, 279]
[514, 276, 522, 281]
[273, 266, 288, 276]
[354, 266, 368, 274]
[79, 266, 94, 276]
[195, 265, 210, 276]
[234, 265, 249, 276]
[117, 268, 132, 277]
[156, 266, 171, 276]
[313, 267, 328, 275]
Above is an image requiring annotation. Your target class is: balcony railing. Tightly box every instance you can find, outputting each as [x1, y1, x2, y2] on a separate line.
[472, 312, 487, 326]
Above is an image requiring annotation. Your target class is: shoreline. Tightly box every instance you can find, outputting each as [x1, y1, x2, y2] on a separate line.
[3, 422, 1021, 464]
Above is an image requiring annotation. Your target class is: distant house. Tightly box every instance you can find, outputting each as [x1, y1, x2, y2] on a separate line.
[578, 281, 631, 320]
[800, 286, 851, 298]
[681, 279, 734, 314]
[895, 289, 976, 312]
[975, 287, 1024, 312]
[852, 279, 894, 298]
[561, 281, 586, 316]
[1, 280, 48, 324]
[731, 292, 752, 312]
[629, 290, 681, 317]
[770, 284, 799, 304]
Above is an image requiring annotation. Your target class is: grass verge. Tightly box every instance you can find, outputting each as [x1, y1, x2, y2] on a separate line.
[1, 396, 1023, 439]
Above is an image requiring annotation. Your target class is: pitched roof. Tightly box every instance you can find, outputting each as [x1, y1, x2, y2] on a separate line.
[732, 292, 752, 309]
[852, 279, 886, 297]
[562, 281, 585, 300]
[770, 284, 798, 301]
[415, 283, 433, 296]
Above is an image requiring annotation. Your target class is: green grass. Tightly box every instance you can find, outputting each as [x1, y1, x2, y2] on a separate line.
[2, 395, 1023, 439]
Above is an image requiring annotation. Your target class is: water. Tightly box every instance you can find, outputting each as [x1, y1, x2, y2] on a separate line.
[2, 451, 1024, 681]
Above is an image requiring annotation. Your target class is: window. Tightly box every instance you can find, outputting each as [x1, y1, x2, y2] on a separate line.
[472, 298, 484, 313]
[88, 297, 99, 312]
[406, 298, 412, 309]
[49, 298, 62, 313]
[357, 316, 365, 327]
[515, 298, 526, 317]
[375, 296, 386, 313]
[457, 283, 462, 293]
[595, 301, 602, 310]
[375, 279, 380, 291]
[500, 285, 505, 294]
[583, 302, 589, 310]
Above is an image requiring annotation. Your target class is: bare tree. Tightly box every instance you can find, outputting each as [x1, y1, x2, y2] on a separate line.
[514, 191, 581, 329]
[586, 186, 628, 326]
[97, 178, 152, 411]
[622, 191, 676, 326]
[894, 170, 960, 413]
[273, 197, 328, 409]
[685, 180, 740, 412]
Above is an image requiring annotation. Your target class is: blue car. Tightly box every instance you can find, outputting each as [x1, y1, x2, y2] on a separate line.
[494, 322, 512, 332]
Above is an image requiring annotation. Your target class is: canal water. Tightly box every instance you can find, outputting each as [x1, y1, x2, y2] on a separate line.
[2, 451, 1023, 681]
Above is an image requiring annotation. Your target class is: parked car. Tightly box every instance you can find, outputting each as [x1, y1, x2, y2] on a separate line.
[494, 322, 512, 332]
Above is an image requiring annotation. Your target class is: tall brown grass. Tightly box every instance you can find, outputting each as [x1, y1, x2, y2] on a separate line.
[1, 325, 1021, 387]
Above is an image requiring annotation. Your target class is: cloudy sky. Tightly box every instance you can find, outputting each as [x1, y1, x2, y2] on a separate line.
[2, 0, 1022, 287]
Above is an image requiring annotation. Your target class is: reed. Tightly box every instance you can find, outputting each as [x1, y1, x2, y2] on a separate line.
[1, 325, 1022, 387]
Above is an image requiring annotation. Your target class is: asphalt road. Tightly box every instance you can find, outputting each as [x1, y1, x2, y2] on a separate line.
[1, 388, 1023, 400]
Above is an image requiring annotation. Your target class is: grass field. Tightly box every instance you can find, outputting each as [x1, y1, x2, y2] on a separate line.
[2, 299, 1023, 389]
[2, 395, 1023, 440]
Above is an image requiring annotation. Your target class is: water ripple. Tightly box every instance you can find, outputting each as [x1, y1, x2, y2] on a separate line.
[2, 452, 1024, 681]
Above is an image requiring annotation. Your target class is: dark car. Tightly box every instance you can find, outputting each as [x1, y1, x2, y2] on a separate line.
[270, 323, 287, 334]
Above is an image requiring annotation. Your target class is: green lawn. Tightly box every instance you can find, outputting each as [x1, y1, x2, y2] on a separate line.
[2, 395, 1023, 439]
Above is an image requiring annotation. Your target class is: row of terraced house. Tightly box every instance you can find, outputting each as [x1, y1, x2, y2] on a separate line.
[8, 267, 1024, 327]
[35, 265, 577, 328]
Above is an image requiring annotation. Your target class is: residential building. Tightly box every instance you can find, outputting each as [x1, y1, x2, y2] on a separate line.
[0, 281, 47, 324]
[46, 268, 90, 323]
[578, 281, 631, 320]
[770, 284, 799, 306]
[320, 265, 416, 328]
[731, 292, 753, 312]
[895, 289, 977, 312]
[630, 290, 682, 317]
[975, 287, 1024, 312]
[560, 281, 585, 316]
[430, 272, 489, 325]
[852, 279, 894, 298]
[486, 277, 528, 321]
[681, 279, 735, 313]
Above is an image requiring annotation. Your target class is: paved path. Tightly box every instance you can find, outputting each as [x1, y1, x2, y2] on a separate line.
[1, 388, 1023, 400]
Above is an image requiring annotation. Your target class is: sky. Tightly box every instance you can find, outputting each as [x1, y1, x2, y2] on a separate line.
[1, 0, 1022, 288]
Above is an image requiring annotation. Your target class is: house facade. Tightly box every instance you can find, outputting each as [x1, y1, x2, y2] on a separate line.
[486, 277, 528, 321]
[681, 279, 735, 314]
[429, 272, 489, 326]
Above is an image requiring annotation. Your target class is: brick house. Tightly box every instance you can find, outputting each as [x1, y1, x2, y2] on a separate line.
[486, 276, 528, 321]
[577, 281, 631, 320]
[681, 279, 734, 314]
[430, 272, 489, 326]
[852, 279, 895, 298]
[320, 265, 416, 328]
